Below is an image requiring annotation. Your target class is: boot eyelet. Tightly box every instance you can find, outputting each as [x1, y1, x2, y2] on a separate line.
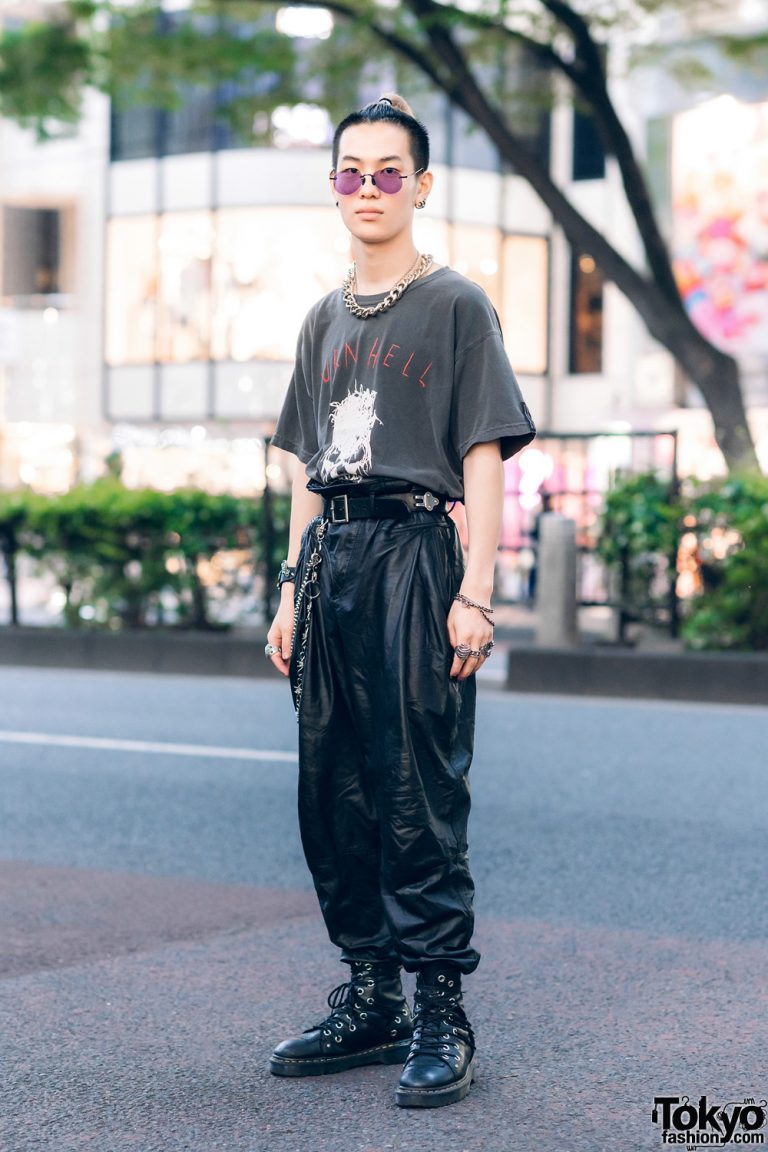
[323, 1029, 331, 1036]
[335, 1036, 342, 1043]
[448, 980, 454, 987]
[360, 1012, 367, 1020]
[349, 1024, 356, 1032]
[394, 1016, 401, 1023]
[391, 1030, 397, 1037]
[366, 998, 374, 1004]
[437, 974, 445, 983]
[356, 987, 364, 995]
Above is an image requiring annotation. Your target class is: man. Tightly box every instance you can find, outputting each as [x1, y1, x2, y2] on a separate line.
[266, 93, 535, 1108]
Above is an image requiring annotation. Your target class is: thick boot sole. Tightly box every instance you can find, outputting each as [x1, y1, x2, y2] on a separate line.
[270, 1037, 412, 1078]
[395, 1057, 476, 1108]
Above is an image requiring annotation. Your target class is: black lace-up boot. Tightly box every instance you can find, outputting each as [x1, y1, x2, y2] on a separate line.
[269, 961, 412, 1077]
[395, 964, 476, 1108]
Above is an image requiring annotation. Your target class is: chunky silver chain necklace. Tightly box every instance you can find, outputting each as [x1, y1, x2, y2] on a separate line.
[341, 252, 433, 319]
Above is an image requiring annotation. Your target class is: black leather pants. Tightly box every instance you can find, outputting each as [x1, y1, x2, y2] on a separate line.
[290, 507, 480, 975]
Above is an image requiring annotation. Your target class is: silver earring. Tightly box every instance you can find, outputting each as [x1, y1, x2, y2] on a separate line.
[416, 199, 427, 209]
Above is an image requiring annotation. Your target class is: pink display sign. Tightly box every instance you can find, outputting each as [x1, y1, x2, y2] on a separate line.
[672, 96, 768, 355]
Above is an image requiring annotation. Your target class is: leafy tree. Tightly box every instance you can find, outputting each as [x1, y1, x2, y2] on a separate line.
[1, 0, 764, 471]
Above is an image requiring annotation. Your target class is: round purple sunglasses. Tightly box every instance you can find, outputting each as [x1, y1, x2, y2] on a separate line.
[331, 167, 424, 195]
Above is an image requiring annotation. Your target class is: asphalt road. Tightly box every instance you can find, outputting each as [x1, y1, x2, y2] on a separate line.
[1, 666, 766, 1152]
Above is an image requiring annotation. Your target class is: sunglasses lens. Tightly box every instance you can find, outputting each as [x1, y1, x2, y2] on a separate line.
[374, 170, 404, 194]
[334, 171, 362, 195]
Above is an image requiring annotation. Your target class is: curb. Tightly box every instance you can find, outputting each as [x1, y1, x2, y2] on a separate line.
[0, 628, 765, 706]
[506, 646, 767, 706]
[0, 627, 283, 680]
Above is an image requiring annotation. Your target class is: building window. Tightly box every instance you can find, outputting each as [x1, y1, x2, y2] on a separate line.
[2, 207, 65, 302]
[110, 105, 160, 162]
[161, 88, 217, 156]
[212, 207, 347, 361]
[569, 252, 604, 373]
[106, 206, 349, 367]
[156, 212, 214, 362]
[106, 216, 159, 365]
[451, 223, 502, 303]
[502, 235, 549, 375]
[572, 107, 606, 181]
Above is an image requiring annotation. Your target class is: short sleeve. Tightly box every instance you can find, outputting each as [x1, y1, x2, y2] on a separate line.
[271, 325, 319, 464]
[452, 320, 536, 462]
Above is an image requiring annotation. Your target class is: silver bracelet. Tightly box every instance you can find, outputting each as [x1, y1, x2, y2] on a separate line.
[453, 592, 495, 628]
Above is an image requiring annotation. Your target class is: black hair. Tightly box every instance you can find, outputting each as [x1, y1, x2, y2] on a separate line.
[331, 94, 430, 173]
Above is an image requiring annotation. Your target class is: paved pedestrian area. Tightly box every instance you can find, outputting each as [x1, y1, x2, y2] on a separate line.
[1, 668, 766, 1151]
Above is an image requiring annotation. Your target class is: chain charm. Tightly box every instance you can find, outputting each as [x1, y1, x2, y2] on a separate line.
[342, 253, 433, 319]
[290, 517, 328, 718]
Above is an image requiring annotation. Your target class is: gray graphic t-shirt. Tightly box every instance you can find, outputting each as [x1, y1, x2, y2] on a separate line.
[272, 266, 536, 499]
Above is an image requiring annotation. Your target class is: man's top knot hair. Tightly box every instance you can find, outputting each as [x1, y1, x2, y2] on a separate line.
[332, 92, 429, 174]
[363, 93, 416, 118]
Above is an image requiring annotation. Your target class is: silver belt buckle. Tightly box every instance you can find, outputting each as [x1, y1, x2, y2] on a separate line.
[330, 494, 350, 523]
[413, 491, 440, 512]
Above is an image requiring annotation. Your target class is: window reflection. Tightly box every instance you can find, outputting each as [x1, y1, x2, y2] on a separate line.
[212, 207, 348, 361]
[452, 223, 501, 304]
[106, 207, 549, 376]
[156, 213, 213, 363]
[502, 235, 549, 375]
[106, 216, 158, 365]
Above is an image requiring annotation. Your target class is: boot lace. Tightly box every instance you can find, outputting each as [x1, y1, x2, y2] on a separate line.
[307, 969, 384, 1035]
[406, 990, 474, 1068]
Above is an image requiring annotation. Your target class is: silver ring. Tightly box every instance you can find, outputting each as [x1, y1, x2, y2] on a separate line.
[264, 643, 280, 658]
[455, 642, 493, 661]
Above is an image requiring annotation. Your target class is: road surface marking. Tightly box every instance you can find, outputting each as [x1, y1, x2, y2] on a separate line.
[0, 730, 298, 762]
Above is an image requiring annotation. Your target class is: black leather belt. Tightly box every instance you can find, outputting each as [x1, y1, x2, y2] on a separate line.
[323, 490, 447, 524]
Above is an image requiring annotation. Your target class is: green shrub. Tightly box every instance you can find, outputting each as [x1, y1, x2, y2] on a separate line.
[596, 471, 680, 630]
[680, 473, 768, 651]
[597, 469, 768, 651]
[1, 479, 289, 630]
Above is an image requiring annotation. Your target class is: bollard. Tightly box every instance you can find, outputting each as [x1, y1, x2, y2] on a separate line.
[535, 513, 578, 648]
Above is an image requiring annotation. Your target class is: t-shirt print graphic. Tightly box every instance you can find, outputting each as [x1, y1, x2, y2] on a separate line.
[319, 383, 382, 482]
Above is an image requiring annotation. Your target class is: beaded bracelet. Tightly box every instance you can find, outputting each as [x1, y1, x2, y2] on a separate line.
[453, 592, 495, 628]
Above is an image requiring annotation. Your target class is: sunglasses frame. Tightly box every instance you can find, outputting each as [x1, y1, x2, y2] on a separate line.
[330, 167, 425, 195]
